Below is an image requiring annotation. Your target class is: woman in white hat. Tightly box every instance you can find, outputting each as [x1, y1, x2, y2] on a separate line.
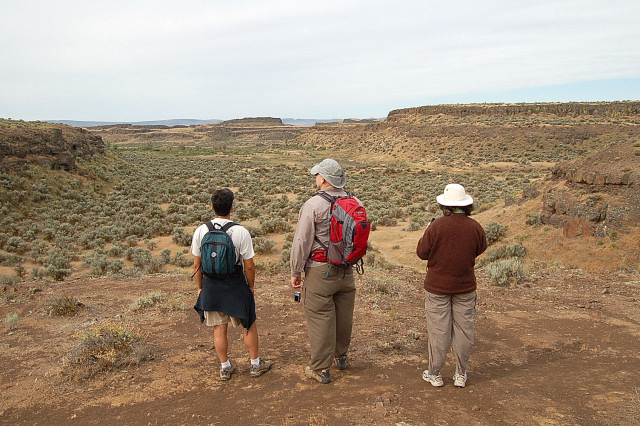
[416, 184, 487, 388]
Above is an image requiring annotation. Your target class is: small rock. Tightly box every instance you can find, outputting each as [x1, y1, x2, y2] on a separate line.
[602, 288, 610, 295]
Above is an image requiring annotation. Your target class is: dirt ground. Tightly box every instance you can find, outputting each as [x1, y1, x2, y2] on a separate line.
[1, 266, 639, 425]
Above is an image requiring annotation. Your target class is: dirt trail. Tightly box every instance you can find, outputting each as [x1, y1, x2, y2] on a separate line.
[1, 267, 639, 425]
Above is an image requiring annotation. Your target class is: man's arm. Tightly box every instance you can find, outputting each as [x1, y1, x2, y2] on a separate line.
[193, 256, 203, 295]
[290, 202, 316, 281]
[243, 258, 256, 292]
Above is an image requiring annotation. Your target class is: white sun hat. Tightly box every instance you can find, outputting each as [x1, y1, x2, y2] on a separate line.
[436, 183, 474, 206]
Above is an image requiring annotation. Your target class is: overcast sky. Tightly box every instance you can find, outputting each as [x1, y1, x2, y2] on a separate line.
[2, 0, 639, 121]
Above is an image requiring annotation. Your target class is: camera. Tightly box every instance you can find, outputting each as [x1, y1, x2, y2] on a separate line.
[294, 291, 301, 303]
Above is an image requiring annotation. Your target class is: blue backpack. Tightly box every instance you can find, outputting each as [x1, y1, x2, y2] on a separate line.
[200, 221, 239, 279]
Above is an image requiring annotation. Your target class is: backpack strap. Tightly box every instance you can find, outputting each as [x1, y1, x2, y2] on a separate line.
[206, 221, 237, 232]
[221, 222, 237, 233]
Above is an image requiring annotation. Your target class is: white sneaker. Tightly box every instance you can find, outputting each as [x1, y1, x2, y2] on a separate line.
[422, 370, 444, 387]
[453, 372, 467, 388]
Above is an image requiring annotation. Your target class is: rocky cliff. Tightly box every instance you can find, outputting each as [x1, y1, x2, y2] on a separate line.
[0, 120, 106, 171]
[387, 101, 640, 121]
[542, 140, 640, 237]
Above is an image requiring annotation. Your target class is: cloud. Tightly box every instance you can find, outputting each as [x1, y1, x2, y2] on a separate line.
[1, 0, 639, 120]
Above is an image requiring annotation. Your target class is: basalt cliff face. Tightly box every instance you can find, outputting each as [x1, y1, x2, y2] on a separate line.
[543, 140, 640, 238]
[0, 120, 105, 171]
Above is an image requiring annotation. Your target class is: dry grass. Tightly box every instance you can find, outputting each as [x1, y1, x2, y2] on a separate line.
[63, 321, 150, 379]
[44, 295, 84, 316]
[129, 291, 168, 313]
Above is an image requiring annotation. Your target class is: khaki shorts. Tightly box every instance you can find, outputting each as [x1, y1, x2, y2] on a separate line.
[204, 311, 242, 328]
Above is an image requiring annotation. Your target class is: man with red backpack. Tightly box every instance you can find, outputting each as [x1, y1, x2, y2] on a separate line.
[290, 159, 369, 384]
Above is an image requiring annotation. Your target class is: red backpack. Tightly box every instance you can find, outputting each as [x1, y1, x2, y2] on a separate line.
[311, 191, 370, 272]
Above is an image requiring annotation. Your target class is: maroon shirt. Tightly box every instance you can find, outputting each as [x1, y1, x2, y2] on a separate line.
[416, 214, 487, 295]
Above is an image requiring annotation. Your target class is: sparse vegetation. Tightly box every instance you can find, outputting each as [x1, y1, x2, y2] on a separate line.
[486, 257, 527, 287]
[45, 295, 84, 316]
[63, 321, 150, 379]
[4, 312, 19, 329]
[129, 291, 168, 313]
[478, 243, 527, 267]
[485, 222, 507, 246]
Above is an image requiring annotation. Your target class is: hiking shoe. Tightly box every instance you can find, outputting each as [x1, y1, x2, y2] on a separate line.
[422, 370, 444, 387]
[250, 359, 272, 377]
[453, 372, 467, 388]
[220, 365, 234, 381]
[335, 355, 348, 370]
[305, 366, 332, 384]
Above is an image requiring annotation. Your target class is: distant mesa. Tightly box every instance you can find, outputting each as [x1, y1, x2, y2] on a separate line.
[387, 101, 640, 122]
[219, 117, 284, 127]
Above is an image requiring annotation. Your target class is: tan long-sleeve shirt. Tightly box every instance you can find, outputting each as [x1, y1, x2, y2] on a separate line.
[290, 188, 350, 277]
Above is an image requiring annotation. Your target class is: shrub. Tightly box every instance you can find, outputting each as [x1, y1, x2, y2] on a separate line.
[63, 321, 150, 379]
[84, 252, 109, 275]
[4, 312, 19, 329]
[0, 273, 20, 285]
[106, 244, 124, 258]
[125, 235, 139, 247]
[45, 295, 84, 316]
[525, 212, 543, 226]
[478, 243, 527, 266]
[129, 291, 168, 312]
[486, 257, 526, 286]
[4, 236, 30, 255]
[125, 247, 153, 269]
[260, 219, 292, 234]
[485, 222, 507, 245]
[146, 258, 165, 274]
[0, 253, 22, 267]
[244, 225, 265, 238]
[160, 248, 172, 264]
[172, 227, 192, 247]
[253, 237, 275, 254]
[171, 251, 192, 267]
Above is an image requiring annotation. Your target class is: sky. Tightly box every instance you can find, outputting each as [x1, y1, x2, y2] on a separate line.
[1, 0, 639, 122]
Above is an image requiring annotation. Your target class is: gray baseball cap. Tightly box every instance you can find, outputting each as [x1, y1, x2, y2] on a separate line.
[310, 158, 346, 188]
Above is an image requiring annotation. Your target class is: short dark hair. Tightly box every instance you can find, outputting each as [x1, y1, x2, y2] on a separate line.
[211, 188, 234, 216]
[439, 203, 473, 216]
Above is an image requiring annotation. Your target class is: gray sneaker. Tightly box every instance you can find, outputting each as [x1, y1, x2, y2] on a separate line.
[220, 365, 234, 381]
[250, 359, 272, 377]
[422, 370, 444, 387]
[453, 372, 467, 388]
[335, 355, 348, 370]
[305, 366, 331, 384]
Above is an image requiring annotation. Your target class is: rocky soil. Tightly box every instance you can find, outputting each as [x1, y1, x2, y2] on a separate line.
[1, 266, 639, 425]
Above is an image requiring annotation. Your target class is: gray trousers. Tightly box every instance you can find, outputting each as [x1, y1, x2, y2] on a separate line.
[303, 265, 356, 371]
[425, 290, 477, 376]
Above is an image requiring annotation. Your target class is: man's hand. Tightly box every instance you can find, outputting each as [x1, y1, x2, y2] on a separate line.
[291, 276, 302, 289]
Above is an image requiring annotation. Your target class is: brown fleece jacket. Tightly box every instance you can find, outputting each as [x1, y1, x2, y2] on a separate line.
[416, 214, 487, 295]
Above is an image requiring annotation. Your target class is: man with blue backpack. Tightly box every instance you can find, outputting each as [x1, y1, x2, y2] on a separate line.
[192, 188, 271, 381]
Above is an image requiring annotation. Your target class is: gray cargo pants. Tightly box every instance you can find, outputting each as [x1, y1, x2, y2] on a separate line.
[303, 264, 356, 371]
[425, 290, 477, 376]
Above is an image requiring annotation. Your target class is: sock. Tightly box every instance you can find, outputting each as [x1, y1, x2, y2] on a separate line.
[250, 358, 260, 367]
[221, 360, 231, 369]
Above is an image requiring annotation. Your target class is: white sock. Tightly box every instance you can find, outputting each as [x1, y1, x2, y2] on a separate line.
[221, 360, 231, 369]
[250, 358, 260, 367]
